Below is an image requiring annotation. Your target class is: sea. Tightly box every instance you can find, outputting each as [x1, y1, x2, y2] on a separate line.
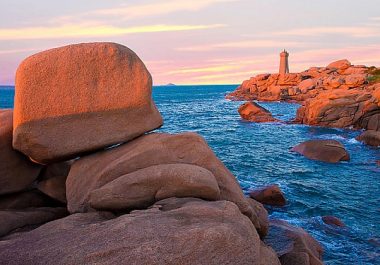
[1, 85, 379, 264]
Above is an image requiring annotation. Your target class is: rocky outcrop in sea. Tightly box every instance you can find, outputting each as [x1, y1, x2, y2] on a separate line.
[227, 59, 380, 132]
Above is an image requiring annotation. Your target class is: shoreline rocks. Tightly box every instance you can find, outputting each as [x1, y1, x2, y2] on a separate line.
[291, 139, 350, 163]
[322, 216, 345, 227]
[356, 130, 380, 146]
[238, 102, 279, 123]
[265, 219, 324, 265]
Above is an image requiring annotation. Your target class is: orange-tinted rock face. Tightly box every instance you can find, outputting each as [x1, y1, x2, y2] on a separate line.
[13, 42, 163, 164]
[0, 110, 42, 195]
[238, 102, 279, 123]
[291, 139, 350, 163]
[295, 86, 380, 131]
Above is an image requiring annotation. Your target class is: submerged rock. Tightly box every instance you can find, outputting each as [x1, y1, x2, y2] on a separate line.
[356, 130, 380, 147]
[322, 216, 345, 227]
[291, 139, 350, 163]
[238, 102, 279, 123]
[265, 219, 324, 265]
[0, 110, 42, 195]
[13, 42, 163, 164]
[0, 198, 280, 265]
[249, 185, 286, 207]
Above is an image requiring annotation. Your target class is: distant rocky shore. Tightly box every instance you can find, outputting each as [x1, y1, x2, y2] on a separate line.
[0, 43, 324, 265]
[227, 59, 380, 149]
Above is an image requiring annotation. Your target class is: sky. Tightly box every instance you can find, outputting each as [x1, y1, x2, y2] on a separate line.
[0, 0, 380, 85]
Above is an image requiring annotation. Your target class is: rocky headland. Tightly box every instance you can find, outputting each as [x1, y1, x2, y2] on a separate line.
[0, 43, 324, 265]
[227, 59, 380, 133]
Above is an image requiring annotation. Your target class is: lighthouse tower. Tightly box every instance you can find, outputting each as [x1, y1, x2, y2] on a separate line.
[279, 49, 289, 75]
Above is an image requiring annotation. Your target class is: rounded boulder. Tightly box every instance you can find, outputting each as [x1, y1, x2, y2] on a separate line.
[13, 42, 163, 164]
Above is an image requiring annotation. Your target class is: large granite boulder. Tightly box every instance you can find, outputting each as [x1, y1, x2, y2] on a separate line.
[0, 110, 42, 195]
[327, 59, 351, 70]
[238, 102, 279, 122]
[0, 198, 281, 265]
[13, 42, 163, 164]
[291, 139, 350, 163]
[89, 164, 220, 211]
[66, 133, 254, 221]
[265, 219, 324, 265]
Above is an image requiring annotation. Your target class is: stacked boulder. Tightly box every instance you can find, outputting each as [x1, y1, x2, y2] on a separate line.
[0, 42, 323, 265]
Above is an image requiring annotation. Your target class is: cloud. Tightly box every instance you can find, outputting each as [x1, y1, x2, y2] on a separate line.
[90, 0, 237, 20]
[167, 65, 240, 74]
[0, 23, 226, 40]
[177, 40, 303, 51]
[274, 26, 380, 38]
[52, 0, 237, 24]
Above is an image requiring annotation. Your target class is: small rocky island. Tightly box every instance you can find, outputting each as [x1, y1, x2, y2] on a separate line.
[228, 51, 380, 151]
[0, 43, 324, 265]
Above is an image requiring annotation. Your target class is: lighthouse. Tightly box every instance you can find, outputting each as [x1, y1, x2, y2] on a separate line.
[279, 49, 289, 75]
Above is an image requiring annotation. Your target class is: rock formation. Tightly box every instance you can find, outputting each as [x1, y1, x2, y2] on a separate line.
[291, 139, 350, 163]
[0, 42, 324, 265]
[238, 102, 279, 123]
[227, 59, 380, 131]
[13, 42, 163, 164]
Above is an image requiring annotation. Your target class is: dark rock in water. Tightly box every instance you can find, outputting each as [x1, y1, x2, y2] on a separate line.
[0, 110, 42, 195]
[37, 161, 72, 203]
[249, 184, 286, 207]
[356, 130, 380, 147]
[265, 219, 324, 265]
[291, 139, 350, 163]
[166, 83, 176, 86]
[322, 215, 345, 227]
[238, 102, 279, 123]
[0, 207, 68, 238]
[0, 198, 280, 265]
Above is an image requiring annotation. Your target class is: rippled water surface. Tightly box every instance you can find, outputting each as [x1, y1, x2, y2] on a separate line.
[1, 85, 379, 264]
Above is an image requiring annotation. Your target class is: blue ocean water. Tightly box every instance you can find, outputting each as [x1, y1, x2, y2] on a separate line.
[1, 85, 379, 264]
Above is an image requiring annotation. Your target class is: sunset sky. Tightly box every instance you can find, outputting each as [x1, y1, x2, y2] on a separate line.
[1, 0, 380, 85]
